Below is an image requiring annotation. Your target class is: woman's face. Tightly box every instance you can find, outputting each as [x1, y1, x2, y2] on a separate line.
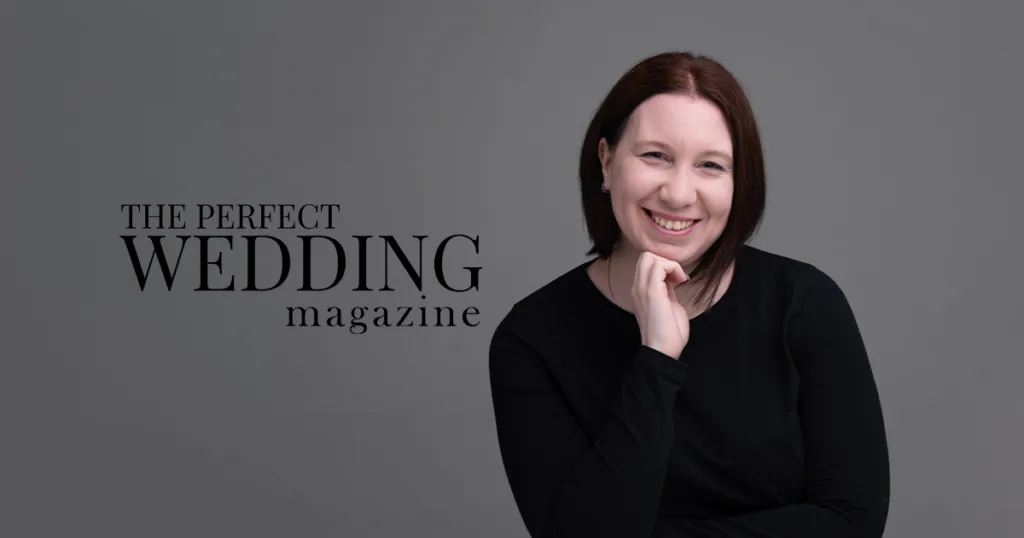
[600, 93, 735, 271]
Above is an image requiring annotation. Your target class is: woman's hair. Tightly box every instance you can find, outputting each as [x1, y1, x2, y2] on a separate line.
[579, 51, 767, 310]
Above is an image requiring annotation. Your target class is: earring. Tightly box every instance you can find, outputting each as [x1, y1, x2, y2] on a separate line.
[601, 184, 609, 193]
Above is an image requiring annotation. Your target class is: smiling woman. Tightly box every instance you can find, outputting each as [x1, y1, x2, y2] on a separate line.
[595, 92, 737, 313]
[488, 51, 890, 538]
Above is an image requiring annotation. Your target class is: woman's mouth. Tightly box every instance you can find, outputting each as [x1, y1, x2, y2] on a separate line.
[643, 208, 700, 235]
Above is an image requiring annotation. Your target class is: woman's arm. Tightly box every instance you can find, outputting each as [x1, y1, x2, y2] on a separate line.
[654, 270, 891, 538]
[489, 322, 690, 538]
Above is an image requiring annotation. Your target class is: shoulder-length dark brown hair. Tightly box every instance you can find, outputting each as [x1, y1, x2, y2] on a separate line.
[579, 51, 767, 310]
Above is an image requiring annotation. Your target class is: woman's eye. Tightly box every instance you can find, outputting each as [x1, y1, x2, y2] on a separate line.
[642, 152, 666, 160]
[700, 162, 726, 171]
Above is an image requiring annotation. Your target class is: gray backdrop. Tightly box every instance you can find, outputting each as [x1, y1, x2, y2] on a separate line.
[3, 1, 1021, 537]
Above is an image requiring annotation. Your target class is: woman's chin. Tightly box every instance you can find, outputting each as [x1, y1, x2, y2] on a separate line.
[640, 242, 695, 264]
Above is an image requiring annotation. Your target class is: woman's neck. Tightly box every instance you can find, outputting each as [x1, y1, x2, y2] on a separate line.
[598, 244, 733, 318]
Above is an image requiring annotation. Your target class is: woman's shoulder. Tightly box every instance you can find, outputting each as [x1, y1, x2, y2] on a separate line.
[741, 244, 833, 285]
[491, 259, 603, 341]
[738, 244, 855, 313]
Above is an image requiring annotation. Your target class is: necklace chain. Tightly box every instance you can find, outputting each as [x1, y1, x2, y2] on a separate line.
[606, 251, 617, 306]
[607, 251, 701, 315]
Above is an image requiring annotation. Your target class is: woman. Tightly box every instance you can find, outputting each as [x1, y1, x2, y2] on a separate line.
[488, 51, 890, 538]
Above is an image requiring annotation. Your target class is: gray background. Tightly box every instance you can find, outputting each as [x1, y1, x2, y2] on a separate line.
[3, 0, 1021, 536]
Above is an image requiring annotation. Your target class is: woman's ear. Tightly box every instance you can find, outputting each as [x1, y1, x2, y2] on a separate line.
[598, 138, 613, 184]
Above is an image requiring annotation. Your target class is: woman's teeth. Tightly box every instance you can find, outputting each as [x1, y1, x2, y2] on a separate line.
[651, 214, 696, 231]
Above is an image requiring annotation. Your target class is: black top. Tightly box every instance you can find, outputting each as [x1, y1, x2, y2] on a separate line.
[488, 245, 890, 538]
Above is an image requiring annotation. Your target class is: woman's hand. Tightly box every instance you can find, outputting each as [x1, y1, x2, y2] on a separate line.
[631, 251, 691, 358]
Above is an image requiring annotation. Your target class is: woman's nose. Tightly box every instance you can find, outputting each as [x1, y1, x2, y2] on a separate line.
[658, 170, 698, 207]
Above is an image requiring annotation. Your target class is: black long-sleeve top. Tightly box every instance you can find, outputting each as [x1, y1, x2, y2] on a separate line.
[488, 245, 890, 537]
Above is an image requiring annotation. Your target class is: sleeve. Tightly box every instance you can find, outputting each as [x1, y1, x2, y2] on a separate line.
[652, 271, 891, 538]
[488, 322, 691, 538]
